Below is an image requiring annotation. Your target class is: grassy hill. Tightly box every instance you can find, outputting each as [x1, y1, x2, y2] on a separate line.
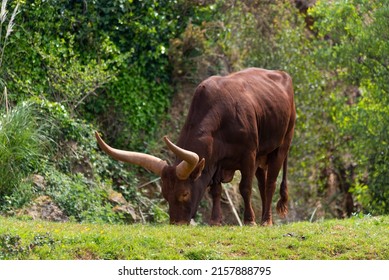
[0, 215, 388, 260]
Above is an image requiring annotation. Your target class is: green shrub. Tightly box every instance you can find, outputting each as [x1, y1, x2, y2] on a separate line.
[0, 98, 145, 224]
[29, 99, 139, 224]
[0, 102, 48, 196]
[44, 168, 121, 224]
[103, 66, 172, 149]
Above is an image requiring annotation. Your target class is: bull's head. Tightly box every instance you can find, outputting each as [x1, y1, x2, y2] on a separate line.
[95, 132, 205, 225]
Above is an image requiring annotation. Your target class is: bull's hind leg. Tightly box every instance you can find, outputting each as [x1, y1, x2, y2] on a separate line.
[261, 147, 288, 226]
[239, 155, 257, 225]
[209, 182, 223, 226]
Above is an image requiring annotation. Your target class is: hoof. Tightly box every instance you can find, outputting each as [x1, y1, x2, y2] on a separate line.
[244, 221, 257, 226]
[260, 220, 273, 227]
[209, 220, 222, 226]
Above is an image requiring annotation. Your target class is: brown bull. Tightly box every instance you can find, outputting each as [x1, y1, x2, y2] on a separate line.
[95, 68, 296, 226]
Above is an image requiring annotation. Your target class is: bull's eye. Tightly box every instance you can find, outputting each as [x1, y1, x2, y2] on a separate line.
[179, 191, 190, 202]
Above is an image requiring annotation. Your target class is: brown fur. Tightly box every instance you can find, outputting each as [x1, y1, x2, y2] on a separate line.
[161, 68, 296, 225]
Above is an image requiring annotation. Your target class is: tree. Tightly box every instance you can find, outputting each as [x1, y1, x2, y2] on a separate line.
[310, 0, 389, 214]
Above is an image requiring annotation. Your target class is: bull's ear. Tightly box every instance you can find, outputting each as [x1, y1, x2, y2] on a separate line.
[190, 158, 205, 180]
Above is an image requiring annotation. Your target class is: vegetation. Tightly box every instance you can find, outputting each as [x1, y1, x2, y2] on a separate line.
[0, 0, 388, 226]
[310, 0, 389, 214]
[1, 215, 388, 260]
[0, 102, 47, 197]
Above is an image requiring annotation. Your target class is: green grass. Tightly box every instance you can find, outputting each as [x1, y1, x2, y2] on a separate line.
[0, 102, 48, 196]
[0, 215, 388, 260]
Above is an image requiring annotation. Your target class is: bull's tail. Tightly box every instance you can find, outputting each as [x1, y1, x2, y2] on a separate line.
[276, 155, 289, 218]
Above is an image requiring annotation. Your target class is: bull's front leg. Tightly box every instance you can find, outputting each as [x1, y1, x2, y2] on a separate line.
[209, 182, 223, 226]
[239, 156, 257, 225]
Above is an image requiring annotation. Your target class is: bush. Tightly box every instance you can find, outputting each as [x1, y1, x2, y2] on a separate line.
[30, 99, 139, 224]
[44, 169, 120, 223]
[0, 98, 141, 223]
[0, 102, 48, 196]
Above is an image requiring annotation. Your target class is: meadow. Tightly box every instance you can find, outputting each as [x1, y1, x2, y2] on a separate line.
[1, 215, 388, 260]
[1, 1, 388, 264]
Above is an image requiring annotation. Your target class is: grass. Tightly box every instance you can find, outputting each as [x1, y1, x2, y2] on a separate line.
[0, 102, 48, 196]
[0, 215, 388, 260]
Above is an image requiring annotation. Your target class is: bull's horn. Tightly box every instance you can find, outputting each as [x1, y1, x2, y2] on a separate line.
[163, 136, 199, 180]
[95, 131, 168, 176]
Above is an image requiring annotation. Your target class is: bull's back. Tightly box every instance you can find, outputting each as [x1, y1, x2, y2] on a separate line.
[214, 68, 294, 153]
[180, 68, 294, 158]
[237, 69, 294, 154]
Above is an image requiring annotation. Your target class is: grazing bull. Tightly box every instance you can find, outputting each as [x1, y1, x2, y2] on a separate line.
[95, 68, 295, 226]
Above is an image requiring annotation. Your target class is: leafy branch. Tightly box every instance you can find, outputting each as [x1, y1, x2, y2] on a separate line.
[0, 0, 19, 69]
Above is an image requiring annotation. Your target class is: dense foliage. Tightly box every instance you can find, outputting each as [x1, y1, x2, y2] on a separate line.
[0, 0, 388, 224]
[310, 0, 389, 214]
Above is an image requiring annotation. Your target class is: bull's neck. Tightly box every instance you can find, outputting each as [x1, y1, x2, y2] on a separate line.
[176, 129, 218, 183]
[177, 133, 212, 162]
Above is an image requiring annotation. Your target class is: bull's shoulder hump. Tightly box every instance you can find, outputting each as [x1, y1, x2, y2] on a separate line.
[197, 75, 223, 89]
[266, 70, 291, 83]
[193, 76, 226, 99]
[247, 68, 293, 97]
[239, 68, 292, 85]
[194, 68, 293, 97]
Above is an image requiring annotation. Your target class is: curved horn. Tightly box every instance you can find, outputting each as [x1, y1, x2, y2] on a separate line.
[95, 131, 168, 176]
[163, 136, 199, 180]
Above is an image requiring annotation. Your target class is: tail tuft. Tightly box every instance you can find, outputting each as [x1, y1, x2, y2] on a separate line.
[276, 181, 288, 218]
[277, 189, 288, 218]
